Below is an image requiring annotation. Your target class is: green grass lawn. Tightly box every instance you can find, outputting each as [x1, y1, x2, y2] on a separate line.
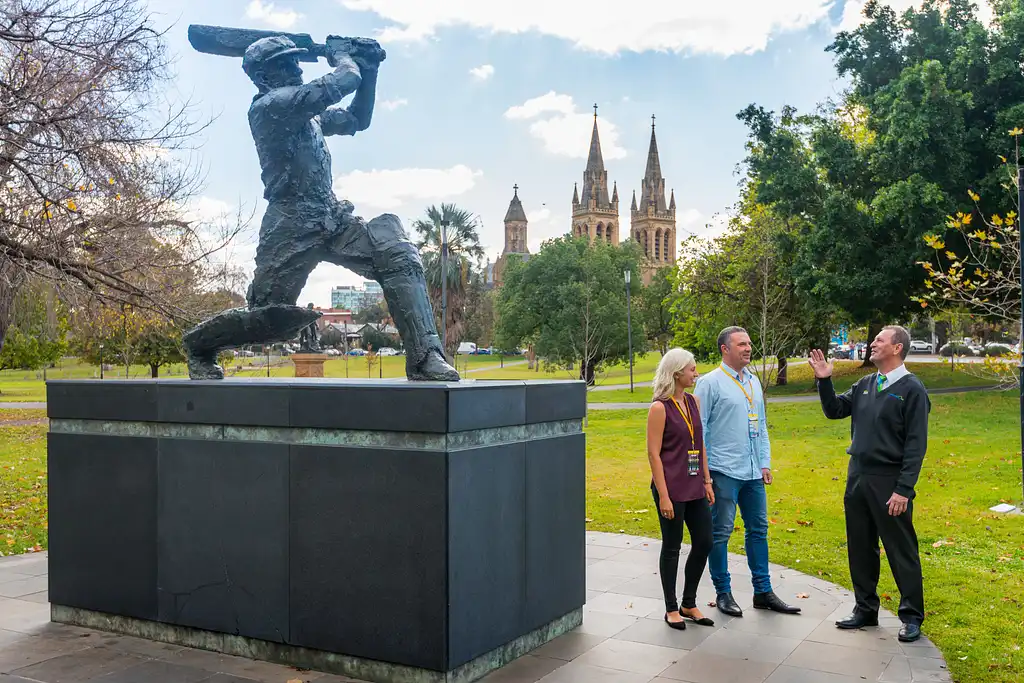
[585, 392, 1024, 683]
[588, 360, 997, 403]
[0, 410, 47, 555]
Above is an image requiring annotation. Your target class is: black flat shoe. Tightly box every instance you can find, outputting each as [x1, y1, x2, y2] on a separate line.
[835, 611, 879, 629]
[753, 591, 802, 615]
[716, 592, 743, 617]
[898, 623, 921, 642]
[664, 613, 686, 630]
[681, 610, 715, 627]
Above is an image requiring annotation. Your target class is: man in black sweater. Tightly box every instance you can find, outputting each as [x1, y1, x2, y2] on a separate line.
[808, 325, 930, 643]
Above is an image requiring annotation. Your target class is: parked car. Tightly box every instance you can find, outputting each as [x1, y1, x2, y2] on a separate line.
[908, 340, 933, 353]
[377, 347, 399, 356]
[348, 348, 368, 356]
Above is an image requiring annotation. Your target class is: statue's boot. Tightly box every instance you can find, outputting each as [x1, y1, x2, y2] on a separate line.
[368, 217, 459, 382]
[182, 304, 322, 380]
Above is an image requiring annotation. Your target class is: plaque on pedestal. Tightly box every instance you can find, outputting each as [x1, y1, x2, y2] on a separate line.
[291, 353, 328, 378]
[44, 378, 586, 683]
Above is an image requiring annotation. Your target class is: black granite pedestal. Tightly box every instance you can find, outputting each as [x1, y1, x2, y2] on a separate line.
[44, 378, 587, 683]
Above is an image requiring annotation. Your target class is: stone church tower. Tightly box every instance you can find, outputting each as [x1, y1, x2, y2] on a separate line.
[572, 106, 620, 244]
[493, 184, 531, 287]
[630, 116, 676, 284]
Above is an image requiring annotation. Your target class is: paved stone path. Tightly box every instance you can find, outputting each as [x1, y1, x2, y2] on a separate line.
[0, 532, 948, 683]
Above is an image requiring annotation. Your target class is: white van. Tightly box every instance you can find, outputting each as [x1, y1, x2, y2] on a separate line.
[457, 342, 477, 355]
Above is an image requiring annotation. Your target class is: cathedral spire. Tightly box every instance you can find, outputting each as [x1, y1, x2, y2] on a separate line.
[631, 190, 638, 212]
[669, 188, 676, 211]
[638, 114, 666, 213]
[612, 181, 618, 204]
[503, 183, 527, 223]
[572, 182, 579, 205]
[644, 115, 663, 181]
[585, 104, 605, 174]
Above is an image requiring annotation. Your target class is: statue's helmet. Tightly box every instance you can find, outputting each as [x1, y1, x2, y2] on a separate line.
[242, 36, 307, 78]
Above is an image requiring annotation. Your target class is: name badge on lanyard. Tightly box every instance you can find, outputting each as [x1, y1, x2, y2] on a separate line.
[748, 412, 759, 439]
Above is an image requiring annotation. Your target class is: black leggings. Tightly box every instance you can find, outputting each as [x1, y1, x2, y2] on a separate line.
[651, 485, 714, 612]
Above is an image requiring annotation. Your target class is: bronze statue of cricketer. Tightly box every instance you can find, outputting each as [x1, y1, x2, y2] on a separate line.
[182, 25, 459, 381]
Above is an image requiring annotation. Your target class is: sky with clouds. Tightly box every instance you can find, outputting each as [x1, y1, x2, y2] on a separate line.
[145, 0, 984, 308]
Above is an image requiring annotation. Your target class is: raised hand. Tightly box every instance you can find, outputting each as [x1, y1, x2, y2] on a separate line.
[807, 349, 833, 379]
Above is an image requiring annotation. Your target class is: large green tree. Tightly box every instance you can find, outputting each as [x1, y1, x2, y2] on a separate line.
[737, 0, 1024, 363]
[494, 236, 645, 385]
[0, 279, 69, 372]
[672, 193, 834, 385]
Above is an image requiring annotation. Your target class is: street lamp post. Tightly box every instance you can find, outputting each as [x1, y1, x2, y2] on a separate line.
[624, 270, 634, 393]
[99, 343, 104, 380]
[1018, 164, 1023, 502]
[440, 219, 450, 358]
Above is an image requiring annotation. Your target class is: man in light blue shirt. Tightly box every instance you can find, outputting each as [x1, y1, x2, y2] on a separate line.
[693, 326, 800, 618]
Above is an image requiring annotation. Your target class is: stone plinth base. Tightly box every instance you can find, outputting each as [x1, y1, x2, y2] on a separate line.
[44, 378, 587, 683]
[291, 353, 328, 377]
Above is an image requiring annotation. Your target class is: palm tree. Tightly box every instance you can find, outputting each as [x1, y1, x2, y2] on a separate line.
[413, 203, 485, 359]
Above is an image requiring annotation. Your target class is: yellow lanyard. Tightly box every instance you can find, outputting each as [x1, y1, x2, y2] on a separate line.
[670, 395, 695, 443]
[723, 365, 755, 411]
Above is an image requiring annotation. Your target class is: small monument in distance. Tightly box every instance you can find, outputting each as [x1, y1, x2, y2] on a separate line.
[291, 303, 328, 377]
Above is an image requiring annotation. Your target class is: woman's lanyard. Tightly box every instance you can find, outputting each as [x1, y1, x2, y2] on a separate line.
[670, 395, 695, 444]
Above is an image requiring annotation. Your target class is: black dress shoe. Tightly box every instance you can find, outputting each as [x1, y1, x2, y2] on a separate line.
[753, 591, 801, 614]
[716, 592, 743, 617]
[835, 611, 879, 629]
[898, 622, 922, 642]
[664, 613, 686, 630]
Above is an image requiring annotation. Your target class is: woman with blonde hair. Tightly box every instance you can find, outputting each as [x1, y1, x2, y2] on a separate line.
[646, 347, 715, 629]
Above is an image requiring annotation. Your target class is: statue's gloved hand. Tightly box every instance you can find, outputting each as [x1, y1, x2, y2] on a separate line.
[326, 36, 386, 70]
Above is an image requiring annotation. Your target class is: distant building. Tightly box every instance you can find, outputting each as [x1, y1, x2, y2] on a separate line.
[330, 281, 385, 312]
[492, 184, 532, 288]
[314, 308, 354, 329]
[629, 116, 677, 284]
[571, 106, 620, 245]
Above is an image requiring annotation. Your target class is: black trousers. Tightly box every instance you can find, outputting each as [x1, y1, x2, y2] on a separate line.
[652, 485, 713, 612]
[844, 470, 925, 625]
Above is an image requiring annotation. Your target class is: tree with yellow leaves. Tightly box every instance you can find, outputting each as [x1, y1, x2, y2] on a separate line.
[914, 136, 1024, 385]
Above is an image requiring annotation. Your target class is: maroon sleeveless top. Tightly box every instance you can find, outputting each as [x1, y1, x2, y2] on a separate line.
[657, 394, 706, 502]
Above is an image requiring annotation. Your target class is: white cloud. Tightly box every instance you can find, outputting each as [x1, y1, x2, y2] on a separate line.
[838, 0, 993, 31]
[671, 207, 732, 240]
[504, 92, 627, 160]
[378, 97, 409, 111]
[245, 0, 302, 30]
[504, 92, 574, 120]
[524, 208, 569, 253]
[333, 165, 482, 212]
[526, 208, 551, 223]
[469, 64, 495, 81]
[339, 0, 833, 56]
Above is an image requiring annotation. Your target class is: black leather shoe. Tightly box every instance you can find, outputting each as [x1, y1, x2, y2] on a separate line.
[835, 611, 879, 629]
[716, 592, 743, 617]
[753, 591, 801, 614]
[898, 623, 922, 642]
[664, 613, 686, 630]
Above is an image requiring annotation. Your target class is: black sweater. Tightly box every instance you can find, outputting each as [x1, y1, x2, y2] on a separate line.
[816, 372, 931, 499]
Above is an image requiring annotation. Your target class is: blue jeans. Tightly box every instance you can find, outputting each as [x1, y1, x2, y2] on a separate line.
[708, 471, 772, 595]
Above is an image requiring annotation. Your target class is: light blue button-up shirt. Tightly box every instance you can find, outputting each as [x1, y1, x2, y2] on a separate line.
[693, 363, 771, 481]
